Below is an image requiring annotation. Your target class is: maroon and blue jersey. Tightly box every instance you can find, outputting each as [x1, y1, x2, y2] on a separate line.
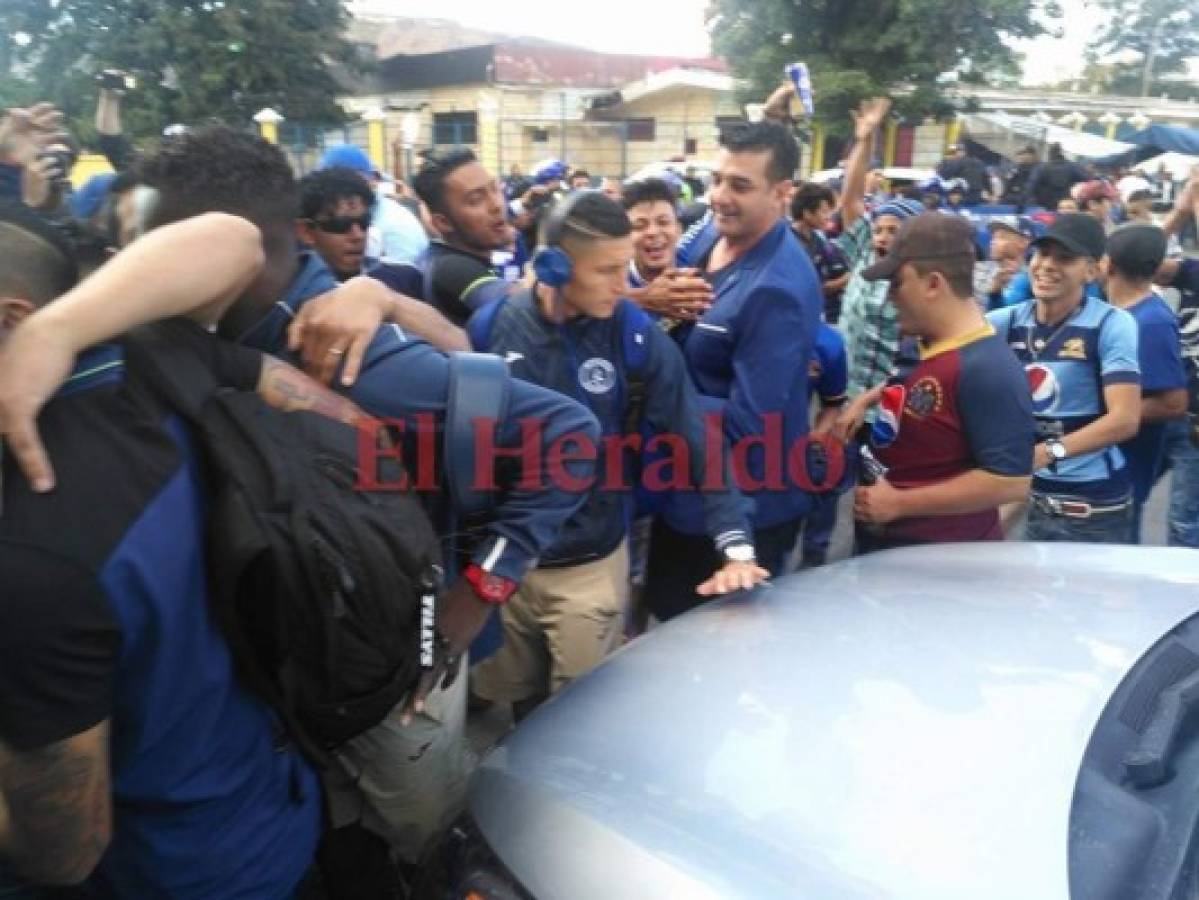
[876, 325, 1035, 542]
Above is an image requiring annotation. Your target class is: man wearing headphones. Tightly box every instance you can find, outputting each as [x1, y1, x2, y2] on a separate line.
[465, 190, 766, 719]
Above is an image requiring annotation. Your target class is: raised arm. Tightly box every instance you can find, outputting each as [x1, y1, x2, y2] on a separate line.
[0, 213, 265, 490]
[840, 98, 891, 228]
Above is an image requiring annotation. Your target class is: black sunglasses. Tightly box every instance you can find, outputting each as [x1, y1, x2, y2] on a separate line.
[310, 213, 371, 235]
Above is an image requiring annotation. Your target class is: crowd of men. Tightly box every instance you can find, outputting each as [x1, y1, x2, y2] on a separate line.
[0, 74, 1198, 898]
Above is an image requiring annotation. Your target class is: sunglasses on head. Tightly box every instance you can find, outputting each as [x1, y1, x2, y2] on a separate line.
[310, 213, 372, 234]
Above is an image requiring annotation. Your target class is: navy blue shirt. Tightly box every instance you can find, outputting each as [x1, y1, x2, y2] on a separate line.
[235, 251, 599, 582]
[1119, 292, 1186, 502]
[467, 292, 752, 565]
[670, 218, 823, 530]
[0, 336, 320, 897]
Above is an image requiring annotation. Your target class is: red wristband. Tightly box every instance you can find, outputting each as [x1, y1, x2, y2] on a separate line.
[464, 563, 518, 604]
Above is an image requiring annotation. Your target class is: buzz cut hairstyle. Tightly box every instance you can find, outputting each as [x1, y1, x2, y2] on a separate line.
[621, 178, 678, 212]
[0, 200, 79, 307]
[545, 191, 632, 249]
[298, 167, 376, 221]
[718, 121, 800, 184]
[908, 254, 976, 300]
[412, 149, 478, 216]
[138, 124, 299, 232]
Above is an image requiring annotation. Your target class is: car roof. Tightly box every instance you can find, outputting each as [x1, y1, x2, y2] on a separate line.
[471, 543, 1199, 900]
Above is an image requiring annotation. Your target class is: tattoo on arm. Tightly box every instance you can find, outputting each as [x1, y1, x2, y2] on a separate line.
[0, 721, 112, 885]
[257, 357, 367, 425]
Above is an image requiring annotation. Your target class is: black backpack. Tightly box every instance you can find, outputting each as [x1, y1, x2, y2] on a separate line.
[125, 325, 448, 767]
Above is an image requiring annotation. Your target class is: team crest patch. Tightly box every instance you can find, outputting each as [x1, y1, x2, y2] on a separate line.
[579, 357, 617, 394]
[1026, 363, 1059, 414]
[1059, 338, 1087, 360]
[905, 376, 943, 418]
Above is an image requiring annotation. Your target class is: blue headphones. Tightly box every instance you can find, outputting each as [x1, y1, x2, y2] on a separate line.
[532, 190, 598, 288]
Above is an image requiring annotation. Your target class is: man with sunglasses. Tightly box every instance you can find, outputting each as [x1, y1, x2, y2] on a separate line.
[833, 213, 1035, 551]
[297, 167, 379, 282]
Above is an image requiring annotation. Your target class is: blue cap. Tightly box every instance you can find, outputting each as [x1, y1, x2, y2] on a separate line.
[318, 144, 373, 175]
[871, 198, 925, 222]
[70, 172, 118, 220]
[987, 215, 1037, 241]
[533, 159, 567, 184]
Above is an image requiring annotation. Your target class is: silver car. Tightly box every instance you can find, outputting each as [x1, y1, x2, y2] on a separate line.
[432, 543, 1199, 899]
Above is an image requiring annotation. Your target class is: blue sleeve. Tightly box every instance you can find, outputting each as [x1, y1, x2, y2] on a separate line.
[816, 326, 848, 403]
[1002, 269, 1033, 307]
[716, 282, 819, 447]
[1099, 307, 1141, 386]
[0, 163, 22, 201]
[347, 327, 598, 582]
[984, 305, 1016, 338]
[1138, 316, 1185, 393]
[367, 262, 423, 297]
[462, 276, 510, 313]
[642, 326, 752, 547]
[958, 343, 1036, 477]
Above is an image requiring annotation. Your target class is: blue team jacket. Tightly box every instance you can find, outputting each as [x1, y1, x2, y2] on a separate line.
[668, 218, 823, 531]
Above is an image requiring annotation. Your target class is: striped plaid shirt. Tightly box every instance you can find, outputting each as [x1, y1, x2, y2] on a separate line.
[835, 217, 899, 398]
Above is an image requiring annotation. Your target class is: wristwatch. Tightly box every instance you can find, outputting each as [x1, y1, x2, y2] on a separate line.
[464, 563, 518, 605]
[722, 543, 757, 565]
[1045, 439, 1068, 472]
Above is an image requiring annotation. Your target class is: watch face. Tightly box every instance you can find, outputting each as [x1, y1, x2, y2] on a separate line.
[1050, 442, 1067, 460]
[725, 545, 755, 563]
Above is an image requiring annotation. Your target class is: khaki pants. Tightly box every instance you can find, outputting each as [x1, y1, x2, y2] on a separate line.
[472, 541, 629, 703]
[322, 659, 474, 864]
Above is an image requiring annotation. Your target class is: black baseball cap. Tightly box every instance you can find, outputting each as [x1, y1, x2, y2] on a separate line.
[1106, 224, 1167, 279]
[861, 212, 976, 282]
[1031, 213, 1106, 261]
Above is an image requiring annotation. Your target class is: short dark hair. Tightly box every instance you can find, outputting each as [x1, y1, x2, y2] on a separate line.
[412, 149, 478, 216]
[570, 169, 591, 182]
[298, 167, 375, 220]
[544, 191, 632, 248]
[0, 201, 79, 306]
[908, 255, 975, 299]
[621, 178, 677, 212]
[138, 125, 298, 231]
[790, 182, 836, 219]
[718, 121, 799, 183]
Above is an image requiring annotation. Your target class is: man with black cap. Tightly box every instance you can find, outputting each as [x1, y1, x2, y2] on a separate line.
[1102, 224, 1187, 541]
[987, 213, 1142, 543]
[936, 144, 989, 206]
[834, 213, 1034, 550]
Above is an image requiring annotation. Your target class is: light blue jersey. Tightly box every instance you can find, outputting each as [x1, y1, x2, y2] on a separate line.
[987, 295, 1140, 501]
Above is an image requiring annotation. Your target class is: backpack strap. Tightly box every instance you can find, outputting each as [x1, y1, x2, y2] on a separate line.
[465, 296, 508, 352]
[122, 322, 222, 422]
[445, 351, 510, 518]
[617, 300, 652, 435]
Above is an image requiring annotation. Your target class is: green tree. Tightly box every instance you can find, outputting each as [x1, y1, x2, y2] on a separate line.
[1088, 0, 1198, 98]
[706, 0, 1056, 129]
[0, 0, 365, 140]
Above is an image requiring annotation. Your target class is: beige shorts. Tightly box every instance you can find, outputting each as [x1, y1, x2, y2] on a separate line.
[322, 658, 474, 864]
[471, 540, 629, 703]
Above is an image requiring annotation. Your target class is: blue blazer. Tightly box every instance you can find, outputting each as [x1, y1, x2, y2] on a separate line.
[662, 218, 824, 532]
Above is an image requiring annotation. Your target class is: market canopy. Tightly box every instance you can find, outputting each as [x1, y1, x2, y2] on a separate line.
[1096, 125, 1199, 167]
[961, 112, 1133, 162]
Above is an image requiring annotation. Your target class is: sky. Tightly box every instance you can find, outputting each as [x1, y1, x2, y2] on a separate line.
[350, 0, 1102, 87]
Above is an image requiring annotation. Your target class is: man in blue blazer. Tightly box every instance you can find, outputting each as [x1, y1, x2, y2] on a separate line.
[645, 120, 824, 620]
